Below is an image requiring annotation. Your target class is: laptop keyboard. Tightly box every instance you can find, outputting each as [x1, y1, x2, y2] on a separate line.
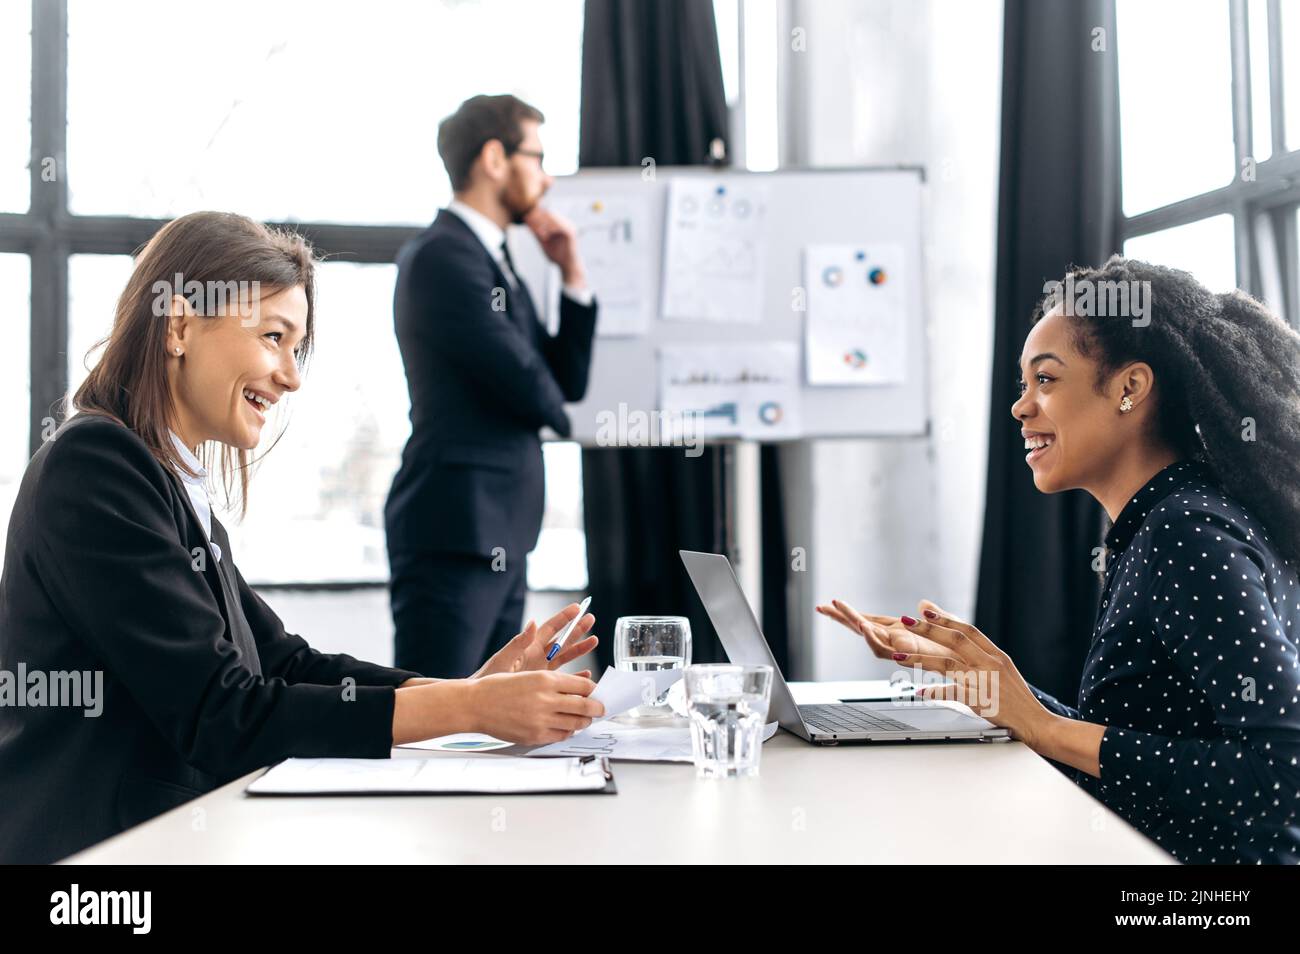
[799, 703, 916, 734]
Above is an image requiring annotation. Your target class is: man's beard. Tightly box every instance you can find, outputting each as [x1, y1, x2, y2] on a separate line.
[503, 181, 537, 224]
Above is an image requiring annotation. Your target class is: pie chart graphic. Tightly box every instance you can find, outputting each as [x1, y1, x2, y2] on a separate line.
[821, 265, 844, 287]
[757, 401, 784, 426]
[843, 349, 868, 369]
[868, 267, 887, 285]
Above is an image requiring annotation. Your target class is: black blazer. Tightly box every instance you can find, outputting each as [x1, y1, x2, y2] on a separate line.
[0, 414, 421, 863]
[384, 208, 598, 558]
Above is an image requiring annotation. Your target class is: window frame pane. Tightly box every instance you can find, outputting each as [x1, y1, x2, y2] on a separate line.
[1116, 0, 1300, 329]
[9, 0, 590, 591]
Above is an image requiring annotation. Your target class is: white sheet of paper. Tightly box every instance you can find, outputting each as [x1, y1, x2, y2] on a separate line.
[529, 720, 780, 762]
[803, 243, 906, 385]
[590, 665, 683, 722]
[661, 178, 769, 323]
[398, 666, 679, 753]
[247, 755, 607, 795]
[542, 192, 655, 337]
[658, 341, 802, 440]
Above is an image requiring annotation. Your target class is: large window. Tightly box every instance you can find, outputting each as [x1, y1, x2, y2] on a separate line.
[0, 255, 31, 570]
[0, 3, 30, 213]
[64, 0, 582, 224]
[1118, 0, 1300, 314]
[2, 0, 587, 591]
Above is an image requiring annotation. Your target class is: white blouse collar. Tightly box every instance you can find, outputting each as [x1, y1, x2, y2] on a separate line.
[168, 430, 207, 485]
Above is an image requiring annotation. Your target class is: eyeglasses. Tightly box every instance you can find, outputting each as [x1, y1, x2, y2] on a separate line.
[512, 147, 545, 168]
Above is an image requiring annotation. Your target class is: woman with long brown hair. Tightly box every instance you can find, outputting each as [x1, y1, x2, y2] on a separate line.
[0, 211, 603, 864]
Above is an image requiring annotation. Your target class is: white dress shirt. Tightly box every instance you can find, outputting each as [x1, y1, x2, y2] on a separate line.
[446, 199, 594, 306]
[169, 431, 221, 563]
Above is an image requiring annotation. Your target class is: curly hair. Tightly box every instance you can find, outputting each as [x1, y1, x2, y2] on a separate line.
[1034, 254, 1300, 568]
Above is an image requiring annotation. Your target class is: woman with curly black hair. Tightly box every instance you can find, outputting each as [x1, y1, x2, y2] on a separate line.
[820, 256, 1300, 864]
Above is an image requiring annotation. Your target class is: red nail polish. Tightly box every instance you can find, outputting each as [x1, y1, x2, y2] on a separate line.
[923, 609, 937, 620]
[899, 615, 918, 626]
[892, 652, 907, 661]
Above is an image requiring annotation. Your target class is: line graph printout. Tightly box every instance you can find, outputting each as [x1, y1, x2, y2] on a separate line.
[661, 178, 769, 324]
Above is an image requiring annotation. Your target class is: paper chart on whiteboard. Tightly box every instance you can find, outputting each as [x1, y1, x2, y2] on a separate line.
[543, 191, 654, 337]
[803, 243, 906, 386]
[660, 178, 769, 324]
[658, 341, 801, 440]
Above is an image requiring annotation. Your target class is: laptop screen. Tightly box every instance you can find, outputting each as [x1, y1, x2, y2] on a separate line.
[679, 550, 806, 735]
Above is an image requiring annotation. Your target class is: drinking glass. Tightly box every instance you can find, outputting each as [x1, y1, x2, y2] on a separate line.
[613, 615, 692, 720]
[683, 664, 773, 778]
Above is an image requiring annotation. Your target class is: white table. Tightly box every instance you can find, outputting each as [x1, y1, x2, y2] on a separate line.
[65, 682, 1173, 864]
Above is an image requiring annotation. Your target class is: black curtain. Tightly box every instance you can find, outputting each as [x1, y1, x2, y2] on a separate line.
[974, 0, 1122, 701]
[579, 0, 729, 168]
[577, 0, 788, 670]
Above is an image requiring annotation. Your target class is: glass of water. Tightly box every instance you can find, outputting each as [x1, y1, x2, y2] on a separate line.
[684, 664, 773, 779]
[613, 616, 692, 720]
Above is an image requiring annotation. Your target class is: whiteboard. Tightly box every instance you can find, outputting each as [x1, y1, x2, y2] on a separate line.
[508, 166, 928, 443]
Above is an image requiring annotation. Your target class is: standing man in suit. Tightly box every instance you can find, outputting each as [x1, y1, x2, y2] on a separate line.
[385, 94, 598, 677]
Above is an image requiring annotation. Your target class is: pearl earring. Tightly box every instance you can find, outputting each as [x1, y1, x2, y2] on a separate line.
[174, 347, 182, 356]
[1119, 396, 1133, 413]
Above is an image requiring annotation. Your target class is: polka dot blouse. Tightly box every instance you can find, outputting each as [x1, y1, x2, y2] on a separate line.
[1030, 459, 1300, 864]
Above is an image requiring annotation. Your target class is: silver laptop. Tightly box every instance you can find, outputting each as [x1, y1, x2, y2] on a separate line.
[680, 550, 1010, 744]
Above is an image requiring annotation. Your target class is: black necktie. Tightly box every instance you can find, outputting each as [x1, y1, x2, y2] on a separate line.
[499, 240, 537, 336]
[499, 240, 520, 289]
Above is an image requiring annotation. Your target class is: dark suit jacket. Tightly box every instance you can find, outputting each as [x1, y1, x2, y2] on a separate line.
[384, 208, 598, 558]
[0, 414, 421, 863]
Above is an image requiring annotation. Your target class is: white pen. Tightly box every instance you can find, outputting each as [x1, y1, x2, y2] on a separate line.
[546, 596, 592, 662]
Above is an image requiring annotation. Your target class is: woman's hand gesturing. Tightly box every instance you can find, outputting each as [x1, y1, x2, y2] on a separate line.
[815, 598, 1055, 748]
